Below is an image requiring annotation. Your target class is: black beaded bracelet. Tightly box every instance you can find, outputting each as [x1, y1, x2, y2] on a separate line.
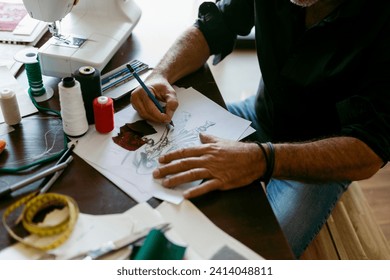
[264, 142, 275, 185]
[255, 141, 275, 186]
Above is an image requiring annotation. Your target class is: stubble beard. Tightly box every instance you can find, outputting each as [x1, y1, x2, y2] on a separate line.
[290, 0, 320, 7]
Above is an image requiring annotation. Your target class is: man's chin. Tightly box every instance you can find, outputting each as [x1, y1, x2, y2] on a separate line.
[290, 0, 320, 7]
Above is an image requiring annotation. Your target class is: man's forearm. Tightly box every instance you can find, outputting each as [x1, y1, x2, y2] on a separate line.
[152, 26, 211, 84]
[273, 136, 384, 182]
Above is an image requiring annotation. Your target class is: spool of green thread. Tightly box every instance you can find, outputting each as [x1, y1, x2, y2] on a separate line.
[25, 61, 46, 97]
[14, 48, 54, 102]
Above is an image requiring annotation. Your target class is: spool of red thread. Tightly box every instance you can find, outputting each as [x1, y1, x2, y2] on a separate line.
[93, 96, 114, 133]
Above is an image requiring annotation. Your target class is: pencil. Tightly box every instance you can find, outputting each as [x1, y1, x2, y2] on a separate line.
[39, 155, 73, 194]
[56, 142, 76, 165]
[126, 64, 174, 126]
[37, 141, 77, 189]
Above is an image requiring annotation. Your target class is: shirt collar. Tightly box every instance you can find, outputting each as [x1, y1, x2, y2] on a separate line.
[324, 0, 367, 22]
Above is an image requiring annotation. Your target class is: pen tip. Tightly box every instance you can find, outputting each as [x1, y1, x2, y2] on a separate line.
[126, 64, 135, 73]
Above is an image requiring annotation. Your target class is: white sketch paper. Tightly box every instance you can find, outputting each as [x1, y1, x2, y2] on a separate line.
[73, 87, 252, 204]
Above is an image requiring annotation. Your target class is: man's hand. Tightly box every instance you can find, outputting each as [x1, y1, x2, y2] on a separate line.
[130, 75, 178, 124]
[153, 133, 266, 199]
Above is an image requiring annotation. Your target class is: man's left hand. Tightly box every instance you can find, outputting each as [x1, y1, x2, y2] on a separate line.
[153, 133, 266, 199]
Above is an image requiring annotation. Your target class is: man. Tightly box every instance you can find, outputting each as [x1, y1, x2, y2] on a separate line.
[130, 0, 390, 258]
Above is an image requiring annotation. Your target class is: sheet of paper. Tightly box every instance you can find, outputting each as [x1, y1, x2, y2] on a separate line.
[0, 43, 24, 75]
[86, 159, 152, 203]
[0, 66, 38, 123]
[0, 200, 262, 260]
[73, 87, 252, 204]
[157, 200, 264, 260]
[0, 122, 14, 135]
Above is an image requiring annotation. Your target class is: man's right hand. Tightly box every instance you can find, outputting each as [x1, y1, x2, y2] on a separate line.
[130, 74, 178, 124]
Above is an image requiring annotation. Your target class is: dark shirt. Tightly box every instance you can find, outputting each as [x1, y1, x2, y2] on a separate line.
[195, 0, 390, 162]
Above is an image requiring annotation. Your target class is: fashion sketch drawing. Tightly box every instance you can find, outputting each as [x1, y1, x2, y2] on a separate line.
[113, 111, 215, 175]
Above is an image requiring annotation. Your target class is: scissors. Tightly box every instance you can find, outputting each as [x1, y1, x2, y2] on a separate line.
[75, 223, 171, 260]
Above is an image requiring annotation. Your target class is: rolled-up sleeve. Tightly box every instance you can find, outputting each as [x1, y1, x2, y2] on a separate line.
[337, 96, 390, 163]
[194, 1, 254, 64]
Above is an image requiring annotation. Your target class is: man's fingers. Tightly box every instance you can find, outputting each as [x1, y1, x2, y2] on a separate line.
[164, 93, 179, 120]
[158, 168, 211, 188]
[131, 91, 159, 120]
[154, 157, 206, 178]
[151, 87, 178, 123]
[131, 87, 176, 123]
[199, 133, 219, 144]
[183, 180, 220, 199]
[158, 146, 209, 163]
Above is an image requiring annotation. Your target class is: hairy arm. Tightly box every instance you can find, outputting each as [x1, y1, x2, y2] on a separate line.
[154, 134, 384, 199]
[130, 26, 211, 123]
[272, 136, 384, 183]
[152, 26, 211, 84]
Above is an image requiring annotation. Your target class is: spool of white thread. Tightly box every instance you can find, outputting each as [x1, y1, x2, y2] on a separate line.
[58, 77, 89, 137]
[0, 88, 22, 126]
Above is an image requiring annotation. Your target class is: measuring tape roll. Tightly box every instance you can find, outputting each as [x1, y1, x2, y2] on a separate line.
[2, 192, 79, 251]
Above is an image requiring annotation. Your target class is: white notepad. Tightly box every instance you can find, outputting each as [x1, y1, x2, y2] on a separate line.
[0, 1, 47, 45]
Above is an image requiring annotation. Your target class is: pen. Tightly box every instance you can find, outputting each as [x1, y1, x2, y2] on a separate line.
[56, 142, 76, 165]
[39, 155, 73, 194]
[126, 64, 174, 126]
[37, 142, 77, 189]
[0, 161, 71, 199]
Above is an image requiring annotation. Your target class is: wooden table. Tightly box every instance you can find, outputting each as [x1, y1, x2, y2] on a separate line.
[0, 0, 293, 260]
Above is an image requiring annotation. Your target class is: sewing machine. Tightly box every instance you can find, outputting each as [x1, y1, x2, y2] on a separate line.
[22, 0, 142, 77]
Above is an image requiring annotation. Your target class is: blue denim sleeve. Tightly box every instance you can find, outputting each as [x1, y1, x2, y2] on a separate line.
[194, 1, 254, 64]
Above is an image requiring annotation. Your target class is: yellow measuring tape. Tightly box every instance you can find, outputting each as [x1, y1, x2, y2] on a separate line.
[2, 192, 79, 251]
